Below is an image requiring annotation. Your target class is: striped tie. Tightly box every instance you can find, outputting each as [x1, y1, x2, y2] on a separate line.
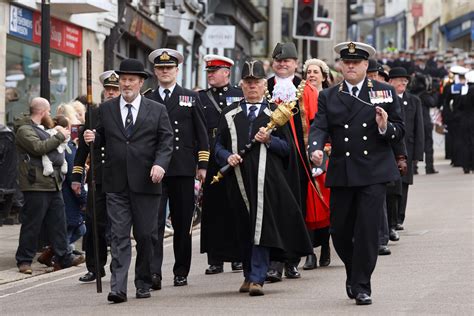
[125, 104, 134, 138]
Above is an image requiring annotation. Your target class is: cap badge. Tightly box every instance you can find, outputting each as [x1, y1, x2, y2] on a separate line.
[109, 73, 118, 82]
[348, 42, 356, 54]
[160, 52, 171, 61]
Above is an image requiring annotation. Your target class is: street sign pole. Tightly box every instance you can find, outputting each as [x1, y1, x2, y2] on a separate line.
[40, 0, 50, 101]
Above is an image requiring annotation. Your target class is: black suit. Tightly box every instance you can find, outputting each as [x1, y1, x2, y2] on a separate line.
[95, 95, 173, 294]
[309, 78, 405, 296]
[72, 106, 108, 275]
[397, 92, 424, 225]
[147, 84, 209, 279]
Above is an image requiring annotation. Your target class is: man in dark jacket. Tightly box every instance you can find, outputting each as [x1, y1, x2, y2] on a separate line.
[146, 48, 209, 288]
[73, 70, 121, 283]
[15, 97, 85, 274]
[309, 42, 405, 305]
[84, 59, 174, 303]
[389, 68, 425, 230]
[198, 54, 244, 275]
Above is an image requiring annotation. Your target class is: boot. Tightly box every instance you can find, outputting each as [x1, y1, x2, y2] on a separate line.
[303, 254, 317, 270]
[37, 246, 54, 267]
[319, 245, 331, 267]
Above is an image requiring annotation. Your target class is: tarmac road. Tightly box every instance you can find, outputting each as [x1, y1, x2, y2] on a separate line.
[0, 156, 472, 315]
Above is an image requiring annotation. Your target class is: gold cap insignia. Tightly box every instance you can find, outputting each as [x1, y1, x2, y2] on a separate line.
[108, 73, 118, 82]
[160, 52, 171, 61]
[348, 42, 356, 54]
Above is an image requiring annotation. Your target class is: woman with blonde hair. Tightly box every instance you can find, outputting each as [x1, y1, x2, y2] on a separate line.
[300, 58, 331, 270]
[56, 102, 82, 125]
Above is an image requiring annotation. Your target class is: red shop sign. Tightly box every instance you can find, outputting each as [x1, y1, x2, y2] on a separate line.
[32, 12, 82, 56]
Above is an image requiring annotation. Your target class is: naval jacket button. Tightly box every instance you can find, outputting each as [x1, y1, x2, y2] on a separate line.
[344, 137, 349, 142]
[344, 124, 349, 129]
[346, 152, 350, 157]
[362, 123, 367, 127]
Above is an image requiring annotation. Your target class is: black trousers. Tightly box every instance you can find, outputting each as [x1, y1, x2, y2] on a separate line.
[378, 201, 389, 246]
[330, 184, 386, 296]
[107, 189, 160, 294]
[397, 183, 410, 225]
[151, 176, 195, 278]
[84, 184, 108, 274]
[424, 123, 435, 170]
[16, 191, 70, 265]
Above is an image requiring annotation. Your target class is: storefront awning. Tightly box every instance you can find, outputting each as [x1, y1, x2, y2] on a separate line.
[440, 11, 474, 42]
[36, 0, 112, 14]
[375, 10, 406, 27]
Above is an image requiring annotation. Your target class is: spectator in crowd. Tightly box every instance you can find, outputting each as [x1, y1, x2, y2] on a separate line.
[15, 97, 85, 274]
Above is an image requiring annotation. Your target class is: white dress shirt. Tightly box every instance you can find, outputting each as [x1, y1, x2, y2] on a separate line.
[120, 94, 141, 126]
[159, 84, 176, 101]
[246, 98, 265, 115]
[345, 79, 365, 97]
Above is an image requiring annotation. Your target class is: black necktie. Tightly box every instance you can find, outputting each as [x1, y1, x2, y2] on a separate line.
[163, 89, 171, 103]
[248, 105, 258, 139]
[351, 86, 359, 97]
[125, 104, 134, 137]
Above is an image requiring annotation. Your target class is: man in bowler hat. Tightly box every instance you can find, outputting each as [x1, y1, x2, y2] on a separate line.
[84, 58, 173, 303]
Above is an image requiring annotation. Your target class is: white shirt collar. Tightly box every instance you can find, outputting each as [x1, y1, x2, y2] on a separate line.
[246, 98, 264, 113]
[345, 78, 365, 96]
[120, 94, 141, 110]
[159, 84, 176, 99]
[398, 93, 404, 98]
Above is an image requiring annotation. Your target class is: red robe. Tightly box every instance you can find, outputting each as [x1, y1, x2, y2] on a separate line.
[301, 83, 330, 230]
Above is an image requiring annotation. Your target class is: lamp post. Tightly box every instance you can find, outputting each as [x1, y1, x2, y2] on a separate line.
[40, 0, 50, 101]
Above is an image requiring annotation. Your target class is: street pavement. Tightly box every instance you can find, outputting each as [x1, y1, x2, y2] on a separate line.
[0, 153, 472, 315]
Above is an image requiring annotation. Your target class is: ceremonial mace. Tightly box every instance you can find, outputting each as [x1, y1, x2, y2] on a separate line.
[86, 50, 102, 293]
[211, 100, 299, 184]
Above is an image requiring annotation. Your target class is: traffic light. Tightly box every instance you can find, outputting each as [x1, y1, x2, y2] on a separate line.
[293, 0, 317, 38]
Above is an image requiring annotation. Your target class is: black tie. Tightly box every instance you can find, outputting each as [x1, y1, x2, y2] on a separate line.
[248, 105, 258, 139]
[163, 89, 171, 103]
[125, 104, 134, 138]
[351, 86, 359, 97]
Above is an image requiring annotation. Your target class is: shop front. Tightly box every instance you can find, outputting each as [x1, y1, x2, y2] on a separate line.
[5, 4, 82, 126]
[440, 11, 474, 51]
[375, 10, 407, 51]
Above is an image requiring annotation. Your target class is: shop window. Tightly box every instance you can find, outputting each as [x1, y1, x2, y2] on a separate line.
[5, 37, 76, 126]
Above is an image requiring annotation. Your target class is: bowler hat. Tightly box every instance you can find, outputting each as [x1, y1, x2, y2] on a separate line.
[241, 60, 266, 80]
[389, 67, 411, 80]
[367, 59, 378, 73]
[115, 58, 149, 79]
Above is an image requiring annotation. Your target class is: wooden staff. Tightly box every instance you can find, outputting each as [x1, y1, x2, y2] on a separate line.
[86, 49, 102, 293]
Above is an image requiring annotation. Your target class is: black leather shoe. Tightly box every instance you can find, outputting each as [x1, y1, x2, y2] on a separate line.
[79, 270, 105, 282]
[151, 274, 161, 290]
[395, 223, 404, 231]
[284, 265, 301, 279]
[319, 246, 331, 267]
[426, 168, 439, 174]
[136, 288, 151, 299]
[231, 262, 243, 271]
[107, 291, 127, 303]
[389, 229, 400, 241]
[378, 245, 391, 255]
[174, 276, 188, 286]
[303, 254, 317, 270]
[265, 269, 282, 283]
[355, 293, 372, 305]
[346, 283, 355, 299]
[205, 264, 223, 275]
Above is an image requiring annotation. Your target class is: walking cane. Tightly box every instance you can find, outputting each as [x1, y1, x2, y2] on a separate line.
[86, 50, 102, 293]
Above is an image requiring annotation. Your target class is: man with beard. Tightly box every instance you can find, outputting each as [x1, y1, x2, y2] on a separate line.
[265, 42, 307, 282]
[72, 70, 121, 283]
[15, 97, 85, 274]
[198, 54, 244, 275]
[206, 60, 312, 296]
[84, 59, 174, 302]
[309, 42, 405, 305]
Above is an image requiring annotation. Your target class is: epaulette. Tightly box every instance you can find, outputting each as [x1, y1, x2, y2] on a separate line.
[142, 88, 153, 96]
